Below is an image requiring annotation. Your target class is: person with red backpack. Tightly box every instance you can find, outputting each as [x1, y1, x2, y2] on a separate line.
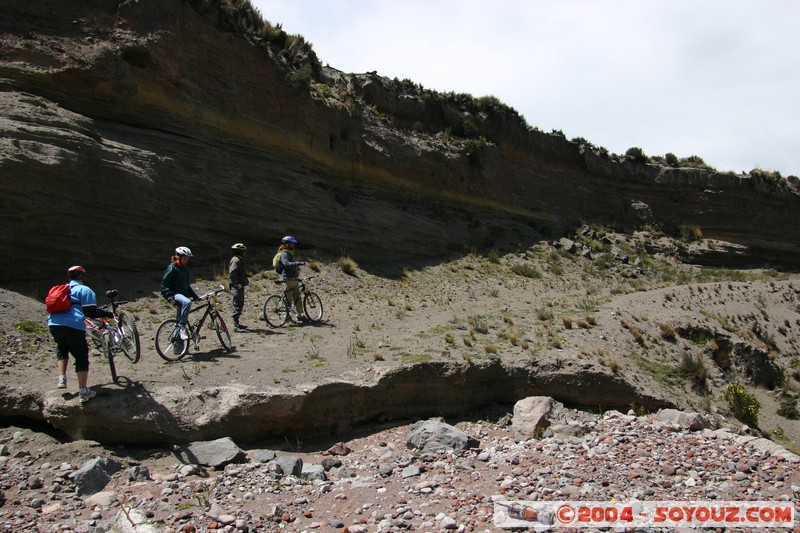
[47, 266, 113, 403]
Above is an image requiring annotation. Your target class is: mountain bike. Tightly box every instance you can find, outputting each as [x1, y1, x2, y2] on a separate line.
[262, 275, 324, 327]
[154, 287, 233, 361]
[85, 289, 141, 384]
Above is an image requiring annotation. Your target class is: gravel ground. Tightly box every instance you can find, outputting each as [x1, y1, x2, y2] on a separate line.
[1, 407, 799, 532]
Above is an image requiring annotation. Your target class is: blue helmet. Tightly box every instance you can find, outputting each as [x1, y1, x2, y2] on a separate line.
[281, 235, 298, 244]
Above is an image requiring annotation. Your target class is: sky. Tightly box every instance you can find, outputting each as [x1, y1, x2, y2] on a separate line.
[251, 1, 800, 177]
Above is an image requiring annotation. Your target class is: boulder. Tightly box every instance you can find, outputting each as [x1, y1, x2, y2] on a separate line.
[511, 396, 570, 442]
[405, 419, 477, 452]
[301, 463, 326, 482]
[181, 437, 246, 469]
[69, 457, 122, 496]
[250, 449, 277, 463]
[272, 455, 303, 477]
[656, 409, 716, 431]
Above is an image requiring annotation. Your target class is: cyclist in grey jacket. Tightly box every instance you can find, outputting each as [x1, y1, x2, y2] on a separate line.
[277, 236, 306, 321]
[228, 243, 249, 332]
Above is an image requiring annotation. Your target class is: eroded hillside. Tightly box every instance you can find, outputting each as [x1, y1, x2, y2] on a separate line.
[0, 0, 799, 284]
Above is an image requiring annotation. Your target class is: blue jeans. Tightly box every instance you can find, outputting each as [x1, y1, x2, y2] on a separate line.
[174, 293, 192, 326]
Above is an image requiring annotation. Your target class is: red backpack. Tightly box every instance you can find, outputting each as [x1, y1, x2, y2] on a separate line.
[45, 284, 74, 314]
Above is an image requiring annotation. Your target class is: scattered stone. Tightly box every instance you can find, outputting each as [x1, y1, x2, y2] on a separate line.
[511, 396, 571, 442]
[406, 419, 477, 452]
[249, 449, 277, 463]
[272, 455, 303, 477]
[69, 456, 122, 496]
[326, 442, 352, 456]
[182, 437, 246, 469]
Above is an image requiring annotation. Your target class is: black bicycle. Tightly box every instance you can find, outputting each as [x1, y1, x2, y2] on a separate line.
[154, 287, 233, 361]
[85, 289, 141, 384]
[262, 275, 324, 327]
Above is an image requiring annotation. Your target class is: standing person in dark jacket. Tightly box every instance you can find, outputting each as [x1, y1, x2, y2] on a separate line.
[160, 246, 199, 338]
[275, 236, 306, 322]
[228, 243, 249, 332]
[48, 265, 113, 403]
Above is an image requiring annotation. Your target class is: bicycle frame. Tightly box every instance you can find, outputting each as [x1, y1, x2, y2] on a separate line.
[183, 300, 215, 350]
[85, 291, 125, 350]
[84, 289, 140, 383]
[263, 275, 323, 327]
[154, 286, 233, 361]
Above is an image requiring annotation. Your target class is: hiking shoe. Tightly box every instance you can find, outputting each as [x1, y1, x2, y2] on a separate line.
[234, 323, 248, 332]
[172, 339, 184, 355]
[79, 388, 96, 403]
[57, 375, 67, 389]
[179, 326, 189, 340]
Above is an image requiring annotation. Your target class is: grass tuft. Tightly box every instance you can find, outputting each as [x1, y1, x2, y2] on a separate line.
[338, 256, 358, 276]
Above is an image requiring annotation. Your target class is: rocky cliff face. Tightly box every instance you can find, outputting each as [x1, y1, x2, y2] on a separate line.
[1, 0, 798, 282]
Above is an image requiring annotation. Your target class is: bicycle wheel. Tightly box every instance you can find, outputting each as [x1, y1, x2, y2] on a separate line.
[103, 332, 117, 384]
[211, 313, 233, 352]
[117, 310, 141, 363]
[263, 294, 289, 328]
[154, 319, 189, 361]
[303, 292, 324, 323]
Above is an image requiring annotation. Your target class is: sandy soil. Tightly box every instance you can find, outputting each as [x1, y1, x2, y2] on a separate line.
[2, 238, 800, 531]
[3, 239, 800, 443]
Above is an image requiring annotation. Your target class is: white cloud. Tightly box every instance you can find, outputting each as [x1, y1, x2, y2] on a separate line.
[252, 0, 800, 176]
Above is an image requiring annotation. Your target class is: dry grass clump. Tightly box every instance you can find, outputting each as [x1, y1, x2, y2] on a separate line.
[680, 352, 708, 387]
[307, 260, 321, 272]
[621, 319, 646, 346]
[680, 223, 703, 241]
[510, 263, 542, 278]
[599, 354, 621, 372]
[659, 322, 677, 341]
[468, 315, 489, 334]
[463, 336, 473, 347]
[338, 256, 358, 276]
[444, 333, 455, 345]
[562, 317, 573, 329]
[484, 344, 498, 354]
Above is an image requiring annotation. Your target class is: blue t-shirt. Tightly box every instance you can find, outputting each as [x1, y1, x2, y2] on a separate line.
[47, 280, 98, 331]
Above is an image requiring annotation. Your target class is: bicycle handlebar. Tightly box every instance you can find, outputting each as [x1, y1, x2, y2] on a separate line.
[274, 275, 317, 285]
[197, 286, 226, 300]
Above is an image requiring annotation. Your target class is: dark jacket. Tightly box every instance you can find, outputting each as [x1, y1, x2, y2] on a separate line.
[229, 255, 249, 288]
[161, 261, 198, 301]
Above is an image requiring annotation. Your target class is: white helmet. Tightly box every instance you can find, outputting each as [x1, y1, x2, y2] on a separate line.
[175, 246, 193, 257]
